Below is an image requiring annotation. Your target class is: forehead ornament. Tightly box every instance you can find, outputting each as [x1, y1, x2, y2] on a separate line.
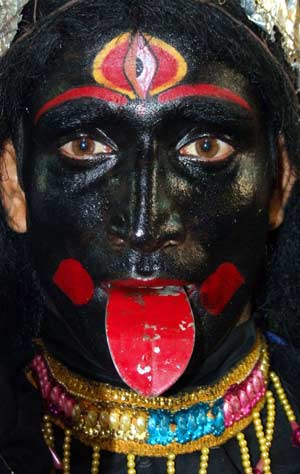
[0, 0, 28, 56]
[241, 0, 300, 80]
[1, 0, 299, 79]
[93, 32, 187, 99]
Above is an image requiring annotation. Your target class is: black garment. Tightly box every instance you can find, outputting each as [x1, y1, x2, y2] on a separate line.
[0, 323, 300, 473]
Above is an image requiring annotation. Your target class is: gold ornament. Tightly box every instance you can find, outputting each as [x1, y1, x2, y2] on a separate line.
[1, 0, 300, 83]
[241, 0, 300, 72]
[36, 333, 265, 408]
[0, 0, 29, 56]
[29, 334, 270, 457]
[40, 372, 299, 474]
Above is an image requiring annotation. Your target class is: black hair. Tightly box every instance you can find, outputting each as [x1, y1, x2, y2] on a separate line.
[0, 0, 300, 361]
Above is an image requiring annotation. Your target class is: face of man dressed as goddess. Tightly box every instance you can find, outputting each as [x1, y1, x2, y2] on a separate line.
[0, 18, 293, 396]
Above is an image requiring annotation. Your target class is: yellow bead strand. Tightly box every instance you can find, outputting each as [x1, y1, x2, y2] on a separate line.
[63, 429, 72, 474]
[199, 447, 210, 474]
[265, 391, 276, 448]
[270, 372, 296, 423]
[91, 445, 101, 474]
[253, 412, 271, 474]
[127, 453, 136, 474]
[167, 453, 176, 474]
[42, 414, 54, 448]
[236, 432, 253, 474]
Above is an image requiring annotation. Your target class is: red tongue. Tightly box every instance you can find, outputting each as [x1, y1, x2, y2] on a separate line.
[106, 286, 195, 397]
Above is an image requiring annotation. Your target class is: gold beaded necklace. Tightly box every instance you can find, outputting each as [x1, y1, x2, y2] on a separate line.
[27, 335, 300, 474]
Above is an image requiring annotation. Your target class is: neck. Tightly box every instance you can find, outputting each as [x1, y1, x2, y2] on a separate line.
[29, 330, 267, 452]
[26, 330, 300, 474]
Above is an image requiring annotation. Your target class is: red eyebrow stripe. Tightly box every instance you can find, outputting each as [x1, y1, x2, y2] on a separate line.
[34, 86, 128, 124]
[158, 84, 252, 111]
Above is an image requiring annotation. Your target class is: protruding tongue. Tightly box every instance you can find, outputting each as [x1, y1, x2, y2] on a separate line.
[106, 285, 195, 397]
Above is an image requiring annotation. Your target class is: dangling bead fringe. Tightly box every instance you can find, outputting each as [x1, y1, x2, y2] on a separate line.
[127, 454, 136, 474]
[253, 411, 271, 474]
[63, 429, 72, 473]
[270, 371, 300, 448]
[199, 447, 210, 474]
[166, 453, 176, 474]
[41, 373, 300, 474]
[91, 445, 101, 474]
[42, 415, 63, 470]
[270, 372, 296, 423]
[238, 385, 278, 474]
[265, 390, 276, 448]
[42, 414, 54, 448]
[236, 432, 252, 474]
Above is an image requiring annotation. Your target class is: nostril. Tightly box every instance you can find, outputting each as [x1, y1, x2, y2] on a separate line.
[108, 232, 126, 247]
[162, 239, 182, 249]
[111, 214, 127, 229]
[128, 229, 150, 251]
[108, 214, 128, 248]
[128, 229, 184, 252]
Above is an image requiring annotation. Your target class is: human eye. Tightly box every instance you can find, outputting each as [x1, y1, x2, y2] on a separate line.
[59, 136, 113, 160]
[178, 135, 234, 163]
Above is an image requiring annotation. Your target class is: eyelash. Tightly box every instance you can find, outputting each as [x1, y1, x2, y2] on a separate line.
[178, 135, 235, 163]
[57, 132, 236, 169]
[58, 130, 117, 161]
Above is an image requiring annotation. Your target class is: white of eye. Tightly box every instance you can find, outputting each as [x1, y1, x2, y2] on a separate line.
[60, 137, 113, 160]
[179, 137, 234, 162]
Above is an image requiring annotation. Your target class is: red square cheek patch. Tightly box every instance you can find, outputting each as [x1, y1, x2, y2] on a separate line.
[53, 259, 95, 306]
[52, 259, 243, 396]
[200, 262, 245, 316]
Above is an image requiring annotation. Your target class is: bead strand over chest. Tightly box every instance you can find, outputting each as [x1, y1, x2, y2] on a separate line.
[28, 334, 300, 474]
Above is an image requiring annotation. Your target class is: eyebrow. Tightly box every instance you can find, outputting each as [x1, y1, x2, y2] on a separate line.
[158, 84, 253, 112]
[34, 86, 128, 124]
[34, 83, 253, 124]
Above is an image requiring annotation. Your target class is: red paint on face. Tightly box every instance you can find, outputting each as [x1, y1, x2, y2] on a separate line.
[101, 38, 134, 95]
[150, 44, 179, 92]
[158, 84, 253, 111]
[200, 263, 245, 316]
[106, 285, 195, 396]
[53, 259, 95, 306]
[93, 32, 187, 99]
[34, 86, 128, 124]
[124, 33, 158, 99]
[108, 278, 188, 288]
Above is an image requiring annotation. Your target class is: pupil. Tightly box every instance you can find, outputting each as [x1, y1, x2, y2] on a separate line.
[201, 139, 212, 153]
[136, 57, 144, 77]
[79, 138, 89, 151]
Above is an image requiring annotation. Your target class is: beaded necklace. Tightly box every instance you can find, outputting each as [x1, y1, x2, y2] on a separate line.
[27, 334, 300, 474]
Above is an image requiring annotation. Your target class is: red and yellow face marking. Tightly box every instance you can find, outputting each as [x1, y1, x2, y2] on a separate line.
[93, 32, 187, 100]
[34, 86, 128, 124]
[34, 32, 253, 123]
[158, 84, 253, 111]
[93, 33, 135, 99]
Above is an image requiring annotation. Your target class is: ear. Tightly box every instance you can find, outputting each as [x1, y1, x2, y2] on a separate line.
[268, 135, 296, 230]
[0, 139, 27, 233]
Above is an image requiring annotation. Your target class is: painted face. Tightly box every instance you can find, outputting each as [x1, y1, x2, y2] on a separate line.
[24, 29, 272, 396]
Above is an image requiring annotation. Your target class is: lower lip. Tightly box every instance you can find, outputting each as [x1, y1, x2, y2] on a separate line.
[104, 278, 188, 288]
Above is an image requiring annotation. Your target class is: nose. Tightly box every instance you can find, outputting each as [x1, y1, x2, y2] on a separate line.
[109, 209, 184, 252]
[108, 141, 185, 252]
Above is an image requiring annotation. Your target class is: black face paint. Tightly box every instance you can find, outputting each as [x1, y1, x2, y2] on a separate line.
[23, 29, 273, 394]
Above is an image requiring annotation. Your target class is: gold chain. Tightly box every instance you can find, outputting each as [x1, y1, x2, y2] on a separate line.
[42, 375, 297, 474]
[36, 334, 264, 408]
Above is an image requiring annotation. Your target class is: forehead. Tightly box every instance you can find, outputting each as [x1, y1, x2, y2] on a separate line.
[32, 29, 258, 116]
